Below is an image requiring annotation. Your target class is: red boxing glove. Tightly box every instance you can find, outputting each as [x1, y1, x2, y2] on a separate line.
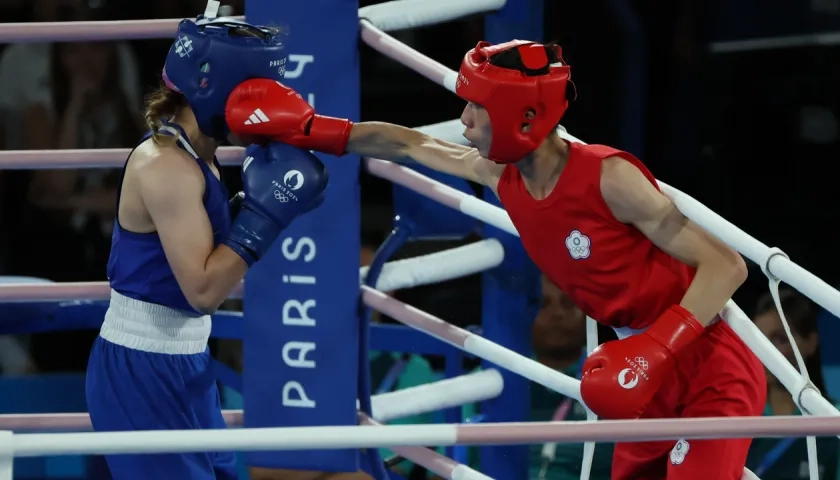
[580, 305, 704, 420]
[225, 78, 353, 156]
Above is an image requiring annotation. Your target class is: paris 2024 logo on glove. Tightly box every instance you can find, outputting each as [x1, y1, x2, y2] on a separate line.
[271, 170, 305, 203]
[243, 154, 307, 204]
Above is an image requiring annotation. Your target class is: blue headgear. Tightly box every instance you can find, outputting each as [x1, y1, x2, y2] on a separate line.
[162, 11, 287, 140]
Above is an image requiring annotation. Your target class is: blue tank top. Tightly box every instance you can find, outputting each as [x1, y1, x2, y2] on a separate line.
[107, 122, 231, 315]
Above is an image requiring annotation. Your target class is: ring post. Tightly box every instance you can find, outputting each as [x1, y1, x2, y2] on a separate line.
[360, 220, 413, 479]
[242, 0, 361, 472]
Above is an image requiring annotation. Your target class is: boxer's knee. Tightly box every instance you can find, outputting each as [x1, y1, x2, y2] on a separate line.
[248, 467, 373, 480]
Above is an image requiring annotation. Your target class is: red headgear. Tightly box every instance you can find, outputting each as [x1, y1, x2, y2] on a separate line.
[456, 40, 571, 164]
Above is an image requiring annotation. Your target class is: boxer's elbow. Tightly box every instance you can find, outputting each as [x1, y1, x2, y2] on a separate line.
[186, 247, 249, 314]
[728, 253, 749, 288]
[731, 253, 749, 285]
[704, 246, 748, 290]
[188, 287, 225, 315]
[184, 274, 229, 315]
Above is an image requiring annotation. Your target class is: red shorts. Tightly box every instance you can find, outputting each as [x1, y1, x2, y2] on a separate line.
[611, 321, 766, 480]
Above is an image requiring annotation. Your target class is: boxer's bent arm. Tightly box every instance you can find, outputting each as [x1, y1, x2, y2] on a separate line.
[600, 156, 747, 325]
[346, 122, 503, 187]
[138, 154, 247, 314]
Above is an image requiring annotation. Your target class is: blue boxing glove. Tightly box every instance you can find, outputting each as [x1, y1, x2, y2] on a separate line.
[224, 142, 328, 266]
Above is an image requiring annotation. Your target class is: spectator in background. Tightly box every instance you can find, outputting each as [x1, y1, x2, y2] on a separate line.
[16, 37, 142, 281]
[748, 288, 840, 478]
[0, 0, 141, 149]
[5, 30, 143, 373]
[529, 275, 612, 479]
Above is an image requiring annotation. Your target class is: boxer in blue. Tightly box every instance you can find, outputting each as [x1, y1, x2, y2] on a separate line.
[84, 4, 327, 479]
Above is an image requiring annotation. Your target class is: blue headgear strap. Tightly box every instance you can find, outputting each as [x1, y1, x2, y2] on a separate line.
[162, 4, 287, 140]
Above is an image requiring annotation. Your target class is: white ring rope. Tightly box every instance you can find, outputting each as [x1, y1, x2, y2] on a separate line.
[362, 286, 583, 402]
[710, 31, 840, 54]
[361, 239, 504, 291]
[366, 158, 517, 236]
[369, 369, 503, 422]
[0, 18, 198, 43]
[0, 120, 465, 170]
[361, 414, 494, 480]
[0, 369, 503, 432]
[0, 0, 500, 44]
[360, 20, 459, 93]
[359, 0, 505, 32]
[0, 237, 503, 302]
[0, 371, 502, 480]
[7, 415, 840, 458]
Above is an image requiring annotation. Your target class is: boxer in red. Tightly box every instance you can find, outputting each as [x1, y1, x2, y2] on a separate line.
[224, 40, 766, 479]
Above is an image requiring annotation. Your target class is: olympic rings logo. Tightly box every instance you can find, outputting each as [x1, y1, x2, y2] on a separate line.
[634, 357, 649, 370]
[274, 190, 289, 203]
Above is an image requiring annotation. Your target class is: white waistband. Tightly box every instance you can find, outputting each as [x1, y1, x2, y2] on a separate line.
[99, 290, 211, 355]
[612, 326, 647, 340]
[611, 315, 719, 340]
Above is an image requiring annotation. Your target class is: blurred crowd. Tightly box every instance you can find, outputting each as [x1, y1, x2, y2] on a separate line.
[0, 0, 837, 479]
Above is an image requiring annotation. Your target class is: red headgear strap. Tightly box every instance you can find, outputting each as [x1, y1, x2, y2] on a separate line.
[455, 40, 571, 164]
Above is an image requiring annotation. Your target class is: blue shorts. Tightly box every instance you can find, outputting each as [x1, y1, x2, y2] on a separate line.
[86, 336, 237, 480]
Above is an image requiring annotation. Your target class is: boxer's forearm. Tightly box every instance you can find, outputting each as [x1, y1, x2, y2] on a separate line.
[346, 122, 419, 163]
[189, 246, 248, 314]
[679, 257, 747, 325]
[347, 122, 486, 183]
[598, 157, 748, 326]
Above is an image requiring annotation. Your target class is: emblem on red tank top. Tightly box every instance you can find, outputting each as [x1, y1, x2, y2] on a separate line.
[669, 439, 690, 465]
[565, 230, 591, 259]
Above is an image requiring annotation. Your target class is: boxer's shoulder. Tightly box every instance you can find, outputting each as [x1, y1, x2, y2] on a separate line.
[129, 139, 204, 185]
[123, 139, 207, 214]
[132, 137, 197, 169]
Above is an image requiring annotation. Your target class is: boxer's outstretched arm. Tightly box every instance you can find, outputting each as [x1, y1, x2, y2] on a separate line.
[138, 151, 247, 314]
[346, 122, 504, 188]
[600, 156, 747, 325]
[226, 80, 504, 186]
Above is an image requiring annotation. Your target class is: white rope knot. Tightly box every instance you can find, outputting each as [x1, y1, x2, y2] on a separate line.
[763, 250, 820, 480]
[761, 247, 788, 281]
[797, 381, 822, 416]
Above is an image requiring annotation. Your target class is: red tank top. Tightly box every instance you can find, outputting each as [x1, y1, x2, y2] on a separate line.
[497, 142, 696, 329]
